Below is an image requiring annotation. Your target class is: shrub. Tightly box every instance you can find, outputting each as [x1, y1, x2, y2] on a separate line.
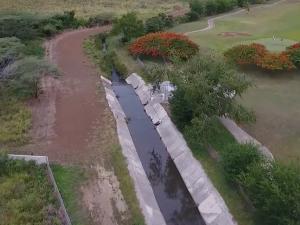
[144, 13, 174, 33]
[86, 13, 114, 27]
[185, 11, 201, 22]
[287, 49, 300, 68]
[224, 43, 267, 65]
[128, 32, 199, 61]
[2, 57, 57, 99]
[225, 43, 296, 71]
[112, 12, 144, 42]
[205, 0, 218, 15]
[287, 42, 300, 51]
[240, 162, 300, 225]
[0, 37, 25, 72]
[257, 52, 295, 71]
[286, 43, 300, 68]
[221, 143, 262, 183]
[189, 0, 206, 16]
[0, 12, 79, 40]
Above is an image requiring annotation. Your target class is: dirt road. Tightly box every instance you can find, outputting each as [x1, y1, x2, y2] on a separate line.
[19, 27, 130, 225]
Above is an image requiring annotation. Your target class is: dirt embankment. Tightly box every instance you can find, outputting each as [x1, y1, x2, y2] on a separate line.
[18, 27, 130, 225]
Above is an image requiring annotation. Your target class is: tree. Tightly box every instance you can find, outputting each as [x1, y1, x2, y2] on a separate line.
[169, 51, 253, 133]
[189, 0, 205, 16]
[112, 12, 144, 42]
[144, 13, 173, 34]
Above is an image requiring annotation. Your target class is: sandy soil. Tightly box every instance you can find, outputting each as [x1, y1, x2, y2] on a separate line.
[18, 27, 129, 225]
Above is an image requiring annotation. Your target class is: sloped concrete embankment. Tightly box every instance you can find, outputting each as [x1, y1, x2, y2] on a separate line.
[126, 74, 236, 225]
[219, 117, 274, 161]
[101, 76, 166, 225]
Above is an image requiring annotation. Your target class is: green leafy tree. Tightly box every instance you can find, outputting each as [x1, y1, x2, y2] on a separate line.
[144, 13, 173, 33]
[168, 51, 253, 133]
[112, 12, 144, 42]
[189, 0, 206, 16]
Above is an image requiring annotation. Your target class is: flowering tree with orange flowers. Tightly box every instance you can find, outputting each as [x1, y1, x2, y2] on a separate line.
[128, 32, 199, 61]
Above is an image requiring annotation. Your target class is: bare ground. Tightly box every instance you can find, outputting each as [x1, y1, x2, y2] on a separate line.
[17, 27, 130, 225]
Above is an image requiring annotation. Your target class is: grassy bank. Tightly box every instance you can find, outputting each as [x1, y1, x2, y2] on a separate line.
[51, 165, 90, 225]
[0, 156, 62, 225]
[111, 145, 145, 225]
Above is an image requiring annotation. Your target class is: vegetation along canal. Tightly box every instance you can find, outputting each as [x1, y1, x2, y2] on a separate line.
[111, 70, 205, 225]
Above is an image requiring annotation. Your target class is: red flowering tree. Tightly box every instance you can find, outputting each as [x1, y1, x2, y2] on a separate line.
[128, 32, 199, 61]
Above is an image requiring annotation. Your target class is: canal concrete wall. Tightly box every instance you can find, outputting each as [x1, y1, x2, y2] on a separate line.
[126, 74, 237, 225]
[101, 77, 167, 225]
[219, 117, 274, 161]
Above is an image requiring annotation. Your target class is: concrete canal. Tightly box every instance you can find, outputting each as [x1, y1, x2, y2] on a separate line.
[111, 70, 205, 225]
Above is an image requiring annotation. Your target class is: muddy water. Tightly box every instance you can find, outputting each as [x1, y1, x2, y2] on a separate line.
[112, 70, 205, 225]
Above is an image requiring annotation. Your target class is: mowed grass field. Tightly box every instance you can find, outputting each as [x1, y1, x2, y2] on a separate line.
[171, 0, 300, 163]
[0, 0, 187, 18]
[172, 0, 300, 50]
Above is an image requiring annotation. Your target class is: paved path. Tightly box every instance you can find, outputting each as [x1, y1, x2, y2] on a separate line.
[185, 0, 285, 35]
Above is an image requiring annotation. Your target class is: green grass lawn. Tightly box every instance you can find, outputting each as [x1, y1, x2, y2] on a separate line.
[0, 0, 187, 18]
[171, 0, 300, 51]
[171, 0, 300, 163]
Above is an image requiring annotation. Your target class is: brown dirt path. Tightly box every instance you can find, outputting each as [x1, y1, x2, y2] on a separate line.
[21, 27, 113, 164]
[18, 27, 130, 225]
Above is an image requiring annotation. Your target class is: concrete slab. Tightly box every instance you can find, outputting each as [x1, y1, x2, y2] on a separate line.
[8, 154, 48, 165]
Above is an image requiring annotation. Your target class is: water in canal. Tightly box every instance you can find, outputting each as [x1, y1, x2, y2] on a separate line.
[111, 70, 205, 225]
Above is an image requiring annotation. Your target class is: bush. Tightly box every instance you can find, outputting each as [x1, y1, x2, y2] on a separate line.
[287, 49, 300, 68]
[0, 12, 80, 40]
[185, 11, 200, 22]
[2, 57, 57, 99]
[225, 43, 296, 71]
[224, 43, 267, 65]
[86, 13, 115, 27]
[240, 162, 300, 225]
[128, 32, 199, 61]
[257, 52, 295, 71]
[189, 0, 206, 16]
[112, 12, 144, 42]
[144, 13, 174, 33]
[0, 37, 25, 71]
[221, 143, 262, 183]
[205, 0, 218, 15]
[286, 43, 300, 68]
